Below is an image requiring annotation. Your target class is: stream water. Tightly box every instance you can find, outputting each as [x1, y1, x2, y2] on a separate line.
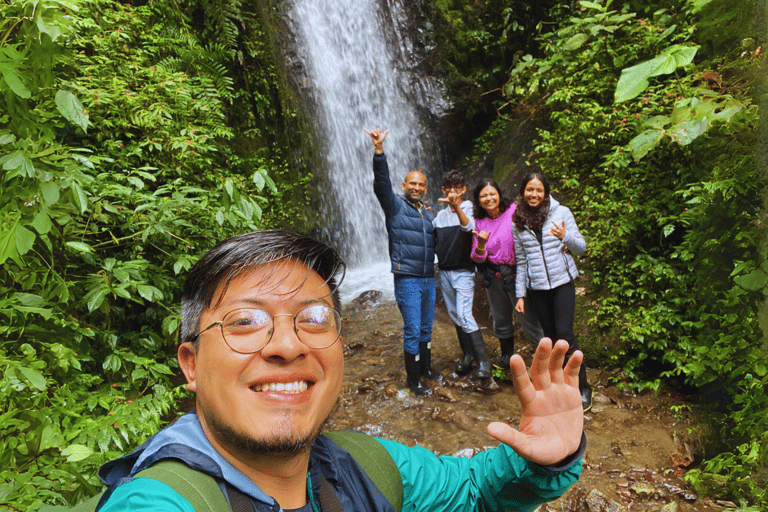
[284, 0, 444, 302]
[331, 296, 729, 511]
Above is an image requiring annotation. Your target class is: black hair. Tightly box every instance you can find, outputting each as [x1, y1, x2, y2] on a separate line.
[441, 169, 466, 188]
[513, 173, 551, 233]
[472, 178, 511, 220]
[180, 230, 346, 347]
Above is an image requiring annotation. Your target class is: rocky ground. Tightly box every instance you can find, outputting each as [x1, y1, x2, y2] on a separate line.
[326, 292, 735, 512]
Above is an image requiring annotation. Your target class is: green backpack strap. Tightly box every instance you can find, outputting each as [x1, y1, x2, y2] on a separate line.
[40, 460, 230, 512]
[323, 431, 403, 512]
[133, 460, 230, 512]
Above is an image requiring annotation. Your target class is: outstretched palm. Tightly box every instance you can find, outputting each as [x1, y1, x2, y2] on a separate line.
[487, 339, 583, 466]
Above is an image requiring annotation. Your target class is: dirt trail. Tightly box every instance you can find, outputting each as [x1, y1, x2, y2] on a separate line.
[328, 297, 731, 512]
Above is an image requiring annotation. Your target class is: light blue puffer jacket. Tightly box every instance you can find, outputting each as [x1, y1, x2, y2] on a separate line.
[513, 196, 586, 298]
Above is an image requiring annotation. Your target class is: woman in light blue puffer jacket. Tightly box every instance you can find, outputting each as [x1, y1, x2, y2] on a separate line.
[512, 173, 592, 412]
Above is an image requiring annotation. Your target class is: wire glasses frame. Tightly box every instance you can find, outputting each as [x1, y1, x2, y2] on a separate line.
[192, 304, 342, 354]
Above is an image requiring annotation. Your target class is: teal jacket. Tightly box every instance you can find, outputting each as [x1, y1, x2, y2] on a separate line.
[97, 413, 584, 511]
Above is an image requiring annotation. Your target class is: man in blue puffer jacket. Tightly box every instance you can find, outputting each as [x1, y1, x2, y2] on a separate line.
[365, 128, 437, 396]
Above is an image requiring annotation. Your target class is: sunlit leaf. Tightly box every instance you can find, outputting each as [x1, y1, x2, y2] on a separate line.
[18, 367, 46, 391]
[55, 90, 90, 132]
[564, 33, 589, 51]
[61, 444, 93, 463]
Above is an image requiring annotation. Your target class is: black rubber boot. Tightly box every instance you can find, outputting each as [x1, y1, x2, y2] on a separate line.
[454, 326, 474, 375]
[579, 363, 592, 412]
[493, 336, 515, 370]
[468, 330, 491, 379]
[404, 352, 427, 396]
[419, 342, 442, 380]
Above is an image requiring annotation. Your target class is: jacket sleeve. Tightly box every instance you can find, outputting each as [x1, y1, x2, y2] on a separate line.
[560, 207, 586, 255]
[461, 202, 475, 232]
[513, 227, 528, 298]
[377, 437, 583, 512]
[373, 153, 397, 218]
[98, 478, 197, 512]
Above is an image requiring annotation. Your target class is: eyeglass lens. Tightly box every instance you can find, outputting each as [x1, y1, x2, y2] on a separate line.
[221, 305, 341, 353]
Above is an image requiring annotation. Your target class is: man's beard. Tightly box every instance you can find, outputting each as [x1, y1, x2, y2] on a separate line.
[206, 410, 329, 460]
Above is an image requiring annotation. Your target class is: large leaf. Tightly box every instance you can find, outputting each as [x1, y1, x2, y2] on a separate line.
[667, 118, 709, 145]
[615, 44, 699, 103]
[55, 90, 90, 132]
[629, 129, 665, 161]
[0, 67, 31, 99]
[564, 33, 589, 51]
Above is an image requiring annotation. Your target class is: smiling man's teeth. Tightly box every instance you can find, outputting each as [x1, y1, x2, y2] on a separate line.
[253, 381, 309, 393]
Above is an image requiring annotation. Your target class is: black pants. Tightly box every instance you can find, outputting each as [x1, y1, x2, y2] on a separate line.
[527, 280, 580, 355]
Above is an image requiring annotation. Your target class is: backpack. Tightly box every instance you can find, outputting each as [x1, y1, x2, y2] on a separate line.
[41, 431, 403, 512]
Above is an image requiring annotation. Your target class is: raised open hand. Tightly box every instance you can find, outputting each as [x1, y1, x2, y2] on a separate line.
[487, 339, 583, 466]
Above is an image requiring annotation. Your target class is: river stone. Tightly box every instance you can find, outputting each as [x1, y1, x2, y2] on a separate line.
[474, 378, 501, 395]
[660, 502, 681, 512]
[385, 384, 399, 397]
[586, 488, 624, 512]
[629, 481, 655, 498]
[450, 410, 475, 431]
[433, 387, 459, 402]
[592, 392, 612, 405]
[348, 290, 383, 309]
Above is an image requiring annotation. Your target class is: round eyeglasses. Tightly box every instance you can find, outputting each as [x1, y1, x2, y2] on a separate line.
[192, 304, 342, 354]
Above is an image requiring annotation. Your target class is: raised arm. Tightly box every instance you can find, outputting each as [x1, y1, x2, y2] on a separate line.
[365, 128, 397, 216]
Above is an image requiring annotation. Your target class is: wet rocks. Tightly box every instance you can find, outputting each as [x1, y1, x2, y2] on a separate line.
[433, 387, 459, 402]
[348, 290, 383, 310]
[586, 489, 624, 512]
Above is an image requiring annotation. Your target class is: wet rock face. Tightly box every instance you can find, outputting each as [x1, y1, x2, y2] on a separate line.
[348, 290, 383, 310]
[334, 301, 725, 512]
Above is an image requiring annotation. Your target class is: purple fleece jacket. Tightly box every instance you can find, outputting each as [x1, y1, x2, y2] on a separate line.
[471, 204, 517, 266]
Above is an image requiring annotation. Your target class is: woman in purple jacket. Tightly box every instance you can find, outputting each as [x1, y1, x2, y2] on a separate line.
[470, 179, 544, 371]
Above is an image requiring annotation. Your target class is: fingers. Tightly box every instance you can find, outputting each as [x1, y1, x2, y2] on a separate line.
[509, 354, 537, 405]
[487, 421, 522, 450]
[529, 338, 553, 389]
[549, 340, 569, 384]
[563, 348, 583, 388]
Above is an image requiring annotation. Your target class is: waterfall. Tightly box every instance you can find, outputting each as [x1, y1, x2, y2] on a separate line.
[284, 0, 448, 302]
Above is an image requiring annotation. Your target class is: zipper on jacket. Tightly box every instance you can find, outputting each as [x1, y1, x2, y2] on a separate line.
[531, 227, 553, 288]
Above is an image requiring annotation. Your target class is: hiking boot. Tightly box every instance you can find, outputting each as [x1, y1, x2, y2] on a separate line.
[468, 330, 491, 379]
[493, 336, 515, 370]
[404, 352, 427, 396]
[579, 364, 592, 412]
[419, 341, 442, 380]
[454, 326, 474, 375]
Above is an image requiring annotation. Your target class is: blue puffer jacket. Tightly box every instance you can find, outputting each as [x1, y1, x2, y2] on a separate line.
[513, 196, 586, 297]
[373, 153, 435, 277]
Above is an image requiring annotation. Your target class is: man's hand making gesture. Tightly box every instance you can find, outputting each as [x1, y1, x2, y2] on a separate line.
[487, 338, 584, 466]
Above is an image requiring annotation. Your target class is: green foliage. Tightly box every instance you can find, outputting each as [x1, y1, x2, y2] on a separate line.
[0, 0, 305, 509]
[499, 0, 766, 506]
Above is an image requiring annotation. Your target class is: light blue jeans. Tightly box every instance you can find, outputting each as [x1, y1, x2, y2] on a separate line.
[394, 275, 436, 355]
[438, 269, 478, 333]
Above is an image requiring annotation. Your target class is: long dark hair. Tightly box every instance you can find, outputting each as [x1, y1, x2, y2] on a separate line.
[513, 173, 551, 233]
[472, 178, 510, 220]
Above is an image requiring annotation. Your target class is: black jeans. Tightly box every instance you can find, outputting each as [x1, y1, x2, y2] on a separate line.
[526, 280, 580, 355]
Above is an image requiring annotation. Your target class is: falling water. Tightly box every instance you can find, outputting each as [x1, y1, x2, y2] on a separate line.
[284, 0, 448, 302]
